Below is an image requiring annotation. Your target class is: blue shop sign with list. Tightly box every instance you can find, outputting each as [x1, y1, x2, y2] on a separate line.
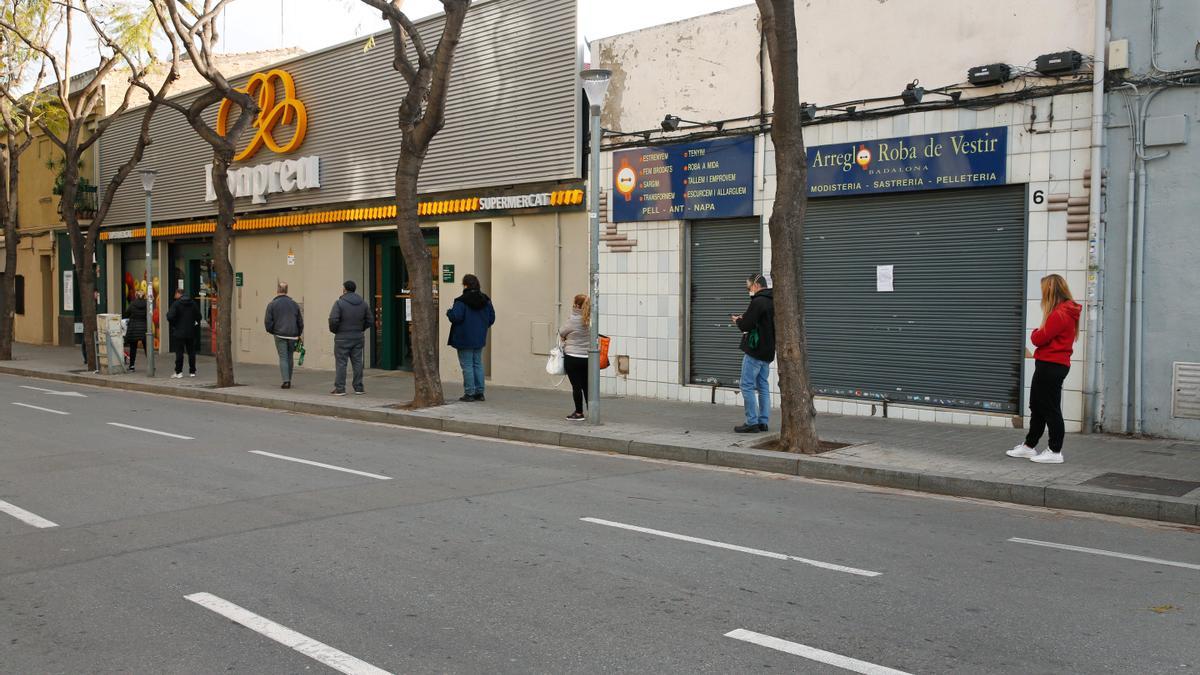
[806, 126, 1007, 197]
[612, 135, 755, 222]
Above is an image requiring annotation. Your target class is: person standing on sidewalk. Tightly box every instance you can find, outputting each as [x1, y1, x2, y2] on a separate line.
[1007, 274, 1081, 464]
[732, 273, 775, 434]
[559, 294, 591, 421]
[122, 290, 148, 372]
[264, 282, 304, 390]
[166, 288, 201, 378]
[328, 280, 372, 396]
[446, 274, 496, 402]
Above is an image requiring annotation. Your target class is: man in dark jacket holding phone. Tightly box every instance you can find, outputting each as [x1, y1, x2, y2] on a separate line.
[328, 280, 372, 396]
[166, 289, 202, 378]
[731, 273, 775, 433]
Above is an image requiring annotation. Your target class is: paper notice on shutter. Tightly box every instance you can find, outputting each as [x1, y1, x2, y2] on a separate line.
[876, 265, 894, 292]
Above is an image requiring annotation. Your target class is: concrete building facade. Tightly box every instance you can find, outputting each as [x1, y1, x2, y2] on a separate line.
[592, 0, 1105, 433]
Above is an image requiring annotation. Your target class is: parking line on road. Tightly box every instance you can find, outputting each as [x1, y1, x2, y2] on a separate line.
[184, 593, 390, 675]
[1008, 537, 1200, 571]
[249, 451, 393, 480]
[725, 629, 911, 675]
[0, 499, 59, 528]
[581, 517, 880, 577]
[11, 402, 69, 415]
[107, 422, 194, 440]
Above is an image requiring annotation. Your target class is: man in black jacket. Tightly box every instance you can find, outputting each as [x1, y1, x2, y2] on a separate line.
[166, 289, 202, 378]
[122, 290, 148, 372]
[265, 281, 304, 389]
[328, 280, 372, 395]
[731, 273, 775, 433]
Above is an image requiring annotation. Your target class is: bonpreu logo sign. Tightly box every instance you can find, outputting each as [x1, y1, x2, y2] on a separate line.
[806, 127, 1007, 197]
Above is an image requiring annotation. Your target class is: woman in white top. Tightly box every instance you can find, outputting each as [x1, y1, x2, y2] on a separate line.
[558, 294, 591, 421]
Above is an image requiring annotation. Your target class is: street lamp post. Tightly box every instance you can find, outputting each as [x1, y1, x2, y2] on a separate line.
[139, 169, 157, 377]
[580, 68, 611, 426]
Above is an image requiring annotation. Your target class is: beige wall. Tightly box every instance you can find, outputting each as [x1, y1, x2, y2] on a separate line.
[596, 0, 1096, 133]
[438, 212, 588, 390]
[230, 228, 357, 370]
[12, 233, 57, 345]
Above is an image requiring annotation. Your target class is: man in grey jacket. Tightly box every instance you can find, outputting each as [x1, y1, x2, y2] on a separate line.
[328, 280, 372, 395]
[264, 282, 303, 389]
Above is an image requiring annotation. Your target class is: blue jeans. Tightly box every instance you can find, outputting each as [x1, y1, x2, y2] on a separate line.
[457, 348, 484, 396]
[740, 354, 771, 427]
[274, 336, 296, 383]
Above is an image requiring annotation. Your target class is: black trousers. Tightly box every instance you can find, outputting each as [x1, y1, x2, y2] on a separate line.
[174, 336, 198, 375]
[564, 355, 588, 414]
[1025, 360, 1070, 452]
[125, 336, 147, 368]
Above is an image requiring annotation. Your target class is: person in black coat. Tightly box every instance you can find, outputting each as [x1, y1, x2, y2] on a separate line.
[166, 289, 202, 378]
[122, 290, 148, 372]
[731, 273, 775, 434]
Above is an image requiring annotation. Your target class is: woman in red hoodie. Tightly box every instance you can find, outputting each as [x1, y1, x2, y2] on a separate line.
[1007, 274, 1082, 464]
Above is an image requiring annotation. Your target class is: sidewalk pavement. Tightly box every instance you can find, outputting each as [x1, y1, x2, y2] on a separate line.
[2, 343, 1198, 525]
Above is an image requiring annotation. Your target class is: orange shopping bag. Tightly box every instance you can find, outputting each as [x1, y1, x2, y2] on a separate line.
[599, 334, 611, 370]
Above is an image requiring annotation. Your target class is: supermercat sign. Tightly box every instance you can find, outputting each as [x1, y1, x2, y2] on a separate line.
[806, 127, 1007, 197]
[203, 68, 319, 205]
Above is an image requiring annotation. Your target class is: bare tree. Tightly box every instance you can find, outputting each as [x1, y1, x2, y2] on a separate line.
[143, 0, 258, 387]
[0, 0, 168, 370]
[361, 0, 471, 408]
[755, 0, 821, 453]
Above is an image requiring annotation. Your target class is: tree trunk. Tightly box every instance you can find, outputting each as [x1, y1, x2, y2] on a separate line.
[210, 151, 236, 387]
[394, 148, 443, 407]
[0, 143, 16, 361]
[59, 151, 100, 371]
[758, 0, 821, 453]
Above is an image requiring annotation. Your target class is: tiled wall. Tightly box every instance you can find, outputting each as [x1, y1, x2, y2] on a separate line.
[599, 93, 1093, 430]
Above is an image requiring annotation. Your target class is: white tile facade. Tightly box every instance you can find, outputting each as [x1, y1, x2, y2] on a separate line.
[598, 95, 1093, 431]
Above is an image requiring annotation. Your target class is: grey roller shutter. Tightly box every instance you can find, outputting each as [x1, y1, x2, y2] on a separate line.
[802, 186, 1026, 412]
[689, 219, 762, 386]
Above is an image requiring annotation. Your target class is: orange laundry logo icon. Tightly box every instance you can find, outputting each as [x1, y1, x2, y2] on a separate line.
[216, 69, 308, 162]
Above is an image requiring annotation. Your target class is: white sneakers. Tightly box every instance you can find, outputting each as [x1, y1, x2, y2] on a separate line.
[1030, 449, 1065, 464]
[1006, 443, 1065, 463]
[1006, 443, 1037, 458]
[172, 373, 183, 379]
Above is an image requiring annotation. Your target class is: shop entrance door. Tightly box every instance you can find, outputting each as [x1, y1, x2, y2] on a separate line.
[369, 230, 439, 370]
[167, 241, 215, 355]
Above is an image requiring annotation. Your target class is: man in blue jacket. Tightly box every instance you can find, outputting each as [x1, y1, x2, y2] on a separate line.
[446, 274, 496, 402]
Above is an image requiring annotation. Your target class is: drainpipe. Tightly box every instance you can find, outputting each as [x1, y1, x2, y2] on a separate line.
[1133, 88, 1170, 435]
[555, 211, 562, 326]
[1083, 0, 1107, 433]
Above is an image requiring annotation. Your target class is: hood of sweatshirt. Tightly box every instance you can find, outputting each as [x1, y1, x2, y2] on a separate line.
[754, 288, 774, 301]
[341, 292, 364, 306]
[459, 288, 490, 310]
[1059, 300, 1081, 322]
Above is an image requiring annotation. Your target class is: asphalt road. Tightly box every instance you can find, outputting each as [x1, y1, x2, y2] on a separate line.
[0, 371, 1197, 674]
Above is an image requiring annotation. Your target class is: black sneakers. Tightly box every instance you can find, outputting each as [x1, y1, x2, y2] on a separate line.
[734, 423, 761, 434]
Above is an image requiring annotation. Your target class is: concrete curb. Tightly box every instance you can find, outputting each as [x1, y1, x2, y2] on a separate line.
[2, 363, 1196, 526]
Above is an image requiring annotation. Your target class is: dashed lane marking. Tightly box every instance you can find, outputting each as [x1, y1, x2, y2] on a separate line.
[0, 499, 59, 528]
[249, 450, 392, 481]
[725, 629, 912, 675]
[581, 517, 881, 577]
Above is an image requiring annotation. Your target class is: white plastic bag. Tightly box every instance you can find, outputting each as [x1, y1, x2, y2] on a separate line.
[546, 346, 565, 375]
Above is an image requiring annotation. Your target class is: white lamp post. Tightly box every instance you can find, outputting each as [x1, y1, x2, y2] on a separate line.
[138, 168, 157, 377]
[580, 68, 611, 425]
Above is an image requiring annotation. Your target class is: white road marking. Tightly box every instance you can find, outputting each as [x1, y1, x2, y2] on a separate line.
[107, 422, 194, 440]
[725, 629, 911, 674]
[18, 385, 87, 397]
[0, 499, 59, 528]
[249, 451, 392, 480]
[581, 517, 880, 577]
[11, 402, 70, 415]
[184, 593, 390, 675]
[1008, 537, 1200, 571]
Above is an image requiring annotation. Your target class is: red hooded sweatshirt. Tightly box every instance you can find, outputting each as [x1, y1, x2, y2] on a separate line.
[1031, 301, 1081, 366]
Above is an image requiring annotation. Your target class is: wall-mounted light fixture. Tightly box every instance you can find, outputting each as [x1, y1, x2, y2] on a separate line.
[901, 80, 962, 106]
[661, 114, 725, 132]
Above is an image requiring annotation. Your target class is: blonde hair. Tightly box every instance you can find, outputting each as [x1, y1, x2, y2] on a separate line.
[574, 293, 591, 327]
[1040, 274, 1078, 335]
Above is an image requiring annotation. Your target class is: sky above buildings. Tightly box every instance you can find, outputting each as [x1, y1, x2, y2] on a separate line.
[217, 0, 751, 54]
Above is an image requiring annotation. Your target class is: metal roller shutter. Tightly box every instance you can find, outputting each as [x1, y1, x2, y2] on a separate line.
[803, 186, 1026, 412]
[689, 219, 762, 386]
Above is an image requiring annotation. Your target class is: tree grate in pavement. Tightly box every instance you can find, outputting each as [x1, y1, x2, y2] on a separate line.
[1081, 472, 1200, 497]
